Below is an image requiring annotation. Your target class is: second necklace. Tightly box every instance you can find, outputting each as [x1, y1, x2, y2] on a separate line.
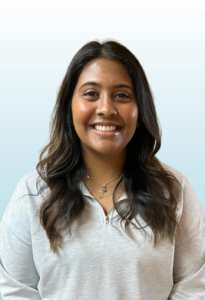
[85, 172, 123, 198]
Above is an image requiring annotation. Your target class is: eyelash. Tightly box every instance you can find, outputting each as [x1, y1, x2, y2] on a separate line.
[83, 92, 129, 98]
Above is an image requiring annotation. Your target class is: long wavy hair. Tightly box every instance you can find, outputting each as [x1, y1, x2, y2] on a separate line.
[36, 39, 181, 254]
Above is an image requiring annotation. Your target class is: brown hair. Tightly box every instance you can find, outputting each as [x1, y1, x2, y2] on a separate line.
[36, 39, 180, 254]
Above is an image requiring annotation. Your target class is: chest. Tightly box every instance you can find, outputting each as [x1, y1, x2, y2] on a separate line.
[83, 181, 125, 216]
[32, 215, 174, 291]
[95, 195, 114, 215]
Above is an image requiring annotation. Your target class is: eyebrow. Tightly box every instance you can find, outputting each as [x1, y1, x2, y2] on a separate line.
[79, 81, 133, 91]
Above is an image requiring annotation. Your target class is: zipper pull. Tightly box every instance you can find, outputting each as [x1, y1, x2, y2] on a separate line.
[105, 215, 109, 224]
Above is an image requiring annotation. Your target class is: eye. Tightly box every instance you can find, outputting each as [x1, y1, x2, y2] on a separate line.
[115, 93, 129, 98]
[84, 91, 98, 97]
[115, 93, 131, 103]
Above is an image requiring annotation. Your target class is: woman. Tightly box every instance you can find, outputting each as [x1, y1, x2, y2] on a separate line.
[0, 40, 204, 300]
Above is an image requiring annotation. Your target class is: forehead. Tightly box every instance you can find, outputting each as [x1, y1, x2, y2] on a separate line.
[76, 58, 133, 87]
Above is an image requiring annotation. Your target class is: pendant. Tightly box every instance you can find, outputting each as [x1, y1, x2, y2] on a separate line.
[99, 185, 107, 195]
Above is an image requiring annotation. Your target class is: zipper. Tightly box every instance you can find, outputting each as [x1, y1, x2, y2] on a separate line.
[105, 215, 109, 224]
[93, 200, 111, 225]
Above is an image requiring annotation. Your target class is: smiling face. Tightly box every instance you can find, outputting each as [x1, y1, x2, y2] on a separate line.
[71, 58, 138, 160]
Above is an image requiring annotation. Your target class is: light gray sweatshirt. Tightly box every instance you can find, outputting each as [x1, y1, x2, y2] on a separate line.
[0, 163, 205, 300]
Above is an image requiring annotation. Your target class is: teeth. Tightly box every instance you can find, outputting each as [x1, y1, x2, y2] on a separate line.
[94, 125, 117, 132]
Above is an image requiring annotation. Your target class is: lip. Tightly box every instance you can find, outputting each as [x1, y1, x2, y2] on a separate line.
[90, 127, 120, 136]
[90, 122, 122, 128]
[89, 123, 121, 136]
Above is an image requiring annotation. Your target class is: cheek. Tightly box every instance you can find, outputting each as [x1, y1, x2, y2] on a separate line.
[72, 101, 93, 124]
[126, 104, 139, 125]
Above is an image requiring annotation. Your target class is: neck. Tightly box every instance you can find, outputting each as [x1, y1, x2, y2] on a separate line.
[82, 149, 126, 183]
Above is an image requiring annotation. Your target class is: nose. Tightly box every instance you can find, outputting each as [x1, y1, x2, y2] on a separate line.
[95, 96, 117, 117]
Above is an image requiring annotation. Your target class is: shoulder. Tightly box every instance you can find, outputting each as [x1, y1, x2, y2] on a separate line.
[9, 168, 48, 199]
[15, 169, 43, 192]
[1, 169, 46, 241]
[159, 161, 201, 202]
[160, 161, 187, 187]
[159, 161, 205, 244]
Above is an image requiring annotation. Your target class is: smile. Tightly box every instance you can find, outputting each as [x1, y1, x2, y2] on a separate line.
[90, 125, 121, 136]
[93, 125, 118, 132]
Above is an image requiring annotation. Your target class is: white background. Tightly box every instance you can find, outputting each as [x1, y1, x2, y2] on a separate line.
[0, 0, 204, 228]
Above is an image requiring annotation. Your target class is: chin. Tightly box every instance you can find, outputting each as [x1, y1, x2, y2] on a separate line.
[93, 147, 125, 157]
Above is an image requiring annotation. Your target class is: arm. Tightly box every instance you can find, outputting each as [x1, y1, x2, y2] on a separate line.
[169, 227, 205, 299]
[0, 172, 41, 299]
[0, 220, 41, 299]
[168, 177, 205, 299]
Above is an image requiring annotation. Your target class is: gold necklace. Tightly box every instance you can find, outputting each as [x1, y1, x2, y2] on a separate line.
[96, 186, 121, 199]
[85, 171, 123, 197]
[85, 181, 122, 200]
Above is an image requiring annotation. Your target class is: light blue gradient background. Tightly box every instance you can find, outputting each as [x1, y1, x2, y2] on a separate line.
[0, 0, 204, 216]
[0, 1, 204, 297]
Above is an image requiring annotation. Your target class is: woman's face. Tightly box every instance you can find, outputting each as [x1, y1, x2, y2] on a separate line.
[71, 58, 138, 158]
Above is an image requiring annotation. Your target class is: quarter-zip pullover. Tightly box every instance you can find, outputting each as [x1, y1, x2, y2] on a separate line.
[0, 163, 205, 299]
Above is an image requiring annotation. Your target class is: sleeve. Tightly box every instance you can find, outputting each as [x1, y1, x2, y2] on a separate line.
[168, 176, 205, 299]
[0, 174, 41, 299]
